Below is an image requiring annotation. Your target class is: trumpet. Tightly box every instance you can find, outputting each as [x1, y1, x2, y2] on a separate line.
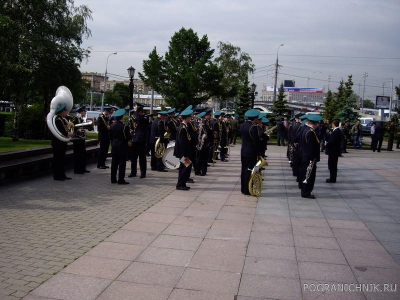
[248, 157, 268, 197]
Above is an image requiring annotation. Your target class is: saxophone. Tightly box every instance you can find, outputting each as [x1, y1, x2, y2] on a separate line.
[303, 160, 315, 183]
[264, 125, 277, 136]
[248, 157, 268, 196]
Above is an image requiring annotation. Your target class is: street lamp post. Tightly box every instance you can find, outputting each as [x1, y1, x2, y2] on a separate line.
[362, 72, 368, 113]
[250, 83, 257, 109]
[127, 66, 136, 111]
[101, 52, 117, 111]
[327, 75, 331, 91]
[273, 44, 284, 102]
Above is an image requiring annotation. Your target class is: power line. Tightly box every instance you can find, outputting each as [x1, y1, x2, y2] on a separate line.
[250, 54, 400, 60]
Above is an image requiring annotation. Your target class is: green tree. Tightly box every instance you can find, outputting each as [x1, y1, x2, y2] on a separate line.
[271, 83, 289, 116]
[363, 99, 375, 109]
[0, 0, 92, 140]
[323, 90, 337, 121]
[214, 42, 255, 104]
[234, 77, 251, 120]
[335, 95, 360, 123]
[139, 27, 223, 109]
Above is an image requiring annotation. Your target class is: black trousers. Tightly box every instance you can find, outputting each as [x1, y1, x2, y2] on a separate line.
[130, 142, 147, 176]
[111, 144, 128, 182]
[177, 162, 192, 188]
[195, 146, 209, 175]
[73, 139, 86, 173]
[328, 155, 338, 182]
[241, 156, 257, 195]
[98, 138, 110, 167]
[52, 142, 67, 179]
[301, 160, 317, 197]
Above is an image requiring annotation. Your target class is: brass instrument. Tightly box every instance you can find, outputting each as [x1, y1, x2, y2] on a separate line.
[196, 123, 207, 151]
[264, 125, 277, 136]
[155, 132, 169, 158]
[303, 160, 315, 184]
[248, 157, 268, 196]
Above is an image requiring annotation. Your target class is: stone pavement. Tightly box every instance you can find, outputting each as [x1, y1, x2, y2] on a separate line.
[0, 144, 399, 300]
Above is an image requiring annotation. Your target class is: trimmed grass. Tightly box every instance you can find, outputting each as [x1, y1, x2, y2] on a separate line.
[0, 137, 51, 153]
[0, 132, 99, 153]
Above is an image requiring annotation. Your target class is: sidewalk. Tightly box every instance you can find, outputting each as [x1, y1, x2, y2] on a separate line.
[1, 144, 399, 300]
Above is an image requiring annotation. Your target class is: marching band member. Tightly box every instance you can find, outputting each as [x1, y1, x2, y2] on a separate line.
[300, 114, 322, 199]
[110, 109, 131, 185]
[240, 109, 261, 195]
[150, 111, 168, 172]
[97, 106, 112, 169]
[128, 106, 149, 178]
[52, 103, 73, 181]
[174, 109, 194, 190]
[73, 106, 89, 174]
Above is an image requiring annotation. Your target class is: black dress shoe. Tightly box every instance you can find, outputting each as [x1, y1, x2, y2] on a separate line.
[140, 175, 146, 178]
[54, 177, 65, 181]
[326, 179, 336, 183]
[128, 174, 136, 178]
[176, 186, 189, 191]
[64, 177, 72, 180]
[187, 178, 194, 183]
[98, 166, 107, 169]
[111, 180, 117, 184]
[199, 173, 206, 176]
[118, 180, 129, 185]
[195, 172, 201, 175]
[84, 170, 90, 173]
[207, 164, 211, 167]
[158, 169, 168, 172]
[302, 194, 316, 199]
[104, 165, 110, 168]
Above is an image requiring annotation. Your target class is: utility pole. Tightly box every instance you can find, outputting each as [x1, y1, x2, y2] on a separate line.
[327, 75, 331, 91]
[273, 44, 284, 102]
[307, 77, 310, 88]
[362, 72, 368, 113]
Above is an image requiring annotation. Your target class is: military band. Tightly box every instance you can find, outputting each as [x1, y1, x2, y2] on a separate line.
[97, 106, 112, 169]
[72, 106, 90, 174]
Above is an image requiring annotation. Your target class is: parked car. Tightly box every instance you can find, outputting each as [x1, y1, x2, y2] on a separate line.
[364, 111, 374, 115]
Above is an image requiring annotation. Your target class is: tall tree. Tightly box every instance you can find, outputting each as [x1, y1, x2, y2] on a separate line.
[0, 0, 92, 140]
[271, 83, 289, 116]
[335, 95, 360, 123]
[214, 42, 255, 103]
[323, 90, 336, 121]
[234, 76, 252, 120]
[139, 27, 223, 109]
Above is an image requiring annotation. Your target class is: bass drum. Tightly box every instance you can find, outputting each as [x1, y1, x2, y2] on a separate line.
[162, 141, 180, 169]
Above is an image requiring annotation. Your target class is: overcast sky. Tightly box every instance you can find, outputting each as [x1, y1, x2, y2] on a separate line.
[75, 0, 400, 102]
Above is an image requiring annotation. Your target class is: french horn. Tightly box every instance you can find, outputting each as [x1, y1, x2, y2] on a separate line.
[46, 86, 73, 142]
[155, 132, 169, 158]
[248, 157, 268, 196]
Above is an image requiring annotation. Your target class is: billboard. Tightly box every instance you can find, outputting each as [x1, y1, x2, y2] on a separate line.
[266, 86, 324, 93]
[375, 96, 390, 109]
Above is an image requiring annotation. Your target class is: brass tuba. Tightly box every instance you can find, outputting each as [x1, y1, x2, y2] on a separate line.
[46, 86, 73, 142]
[155, 132, 169, 158]
[248, 157, 268, 196]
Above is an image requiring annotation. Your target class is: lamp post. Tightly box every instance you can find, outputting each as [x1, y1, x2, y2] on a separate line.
[327, 75, 331, 91]
[361, 72, 368, 113]
[101, 52, 117, 111]
[250, 83, 257, 109]
[127, 66, 136, 111]
[273, 44, 284, 102]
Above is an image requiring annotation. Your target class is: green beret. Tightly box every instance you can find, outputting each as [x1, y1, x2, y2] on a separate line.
[76, 106, 86, 113]
[197, 112, 206, 118]
[158, 111, 168, 115]
[290, 116, 295, 121]
[103, 106, 112, 111]
[306, 114, 322, 122]
[300, 115, 307, 120]
[180, 109, 193, 117]
[113, 108, 126, 118]
[167, 108, 176, 114]
[258, 113, 267, 120]
[214, 111, 221, 117]
[55, 103, 67, 114]
[244, 109, 260, 118]
[262, 117, 270, 124]
[184, 105, 193, 111]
